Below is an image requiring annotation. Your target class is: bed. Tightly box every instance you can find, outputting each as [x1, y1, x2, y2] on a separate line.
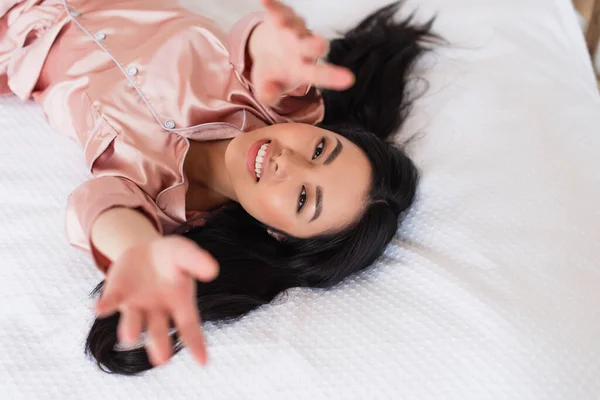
[1, 0, 599, 398]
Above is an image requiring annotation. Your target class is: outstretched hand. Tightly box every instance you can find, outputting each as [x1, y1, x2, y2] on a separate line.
[95, 236, 219, 367]
[249, 0, 355, 105]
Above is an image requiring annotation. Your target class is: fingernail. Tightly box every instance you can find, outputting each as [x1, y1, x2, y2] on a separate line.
[147, 343, 164, 366]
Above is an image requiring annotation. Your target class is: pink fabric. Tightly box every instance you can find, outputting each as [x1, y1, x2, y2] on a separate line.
[0, 0, 324, 271]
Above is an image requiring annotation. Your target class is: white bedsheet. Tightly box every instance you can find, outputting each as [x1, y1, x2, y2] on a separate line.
[1, 0, 599, 398]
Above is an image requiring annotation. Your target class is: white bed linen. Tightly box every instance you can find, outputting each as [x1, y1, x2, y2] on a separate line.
[1, 0, 599, 398]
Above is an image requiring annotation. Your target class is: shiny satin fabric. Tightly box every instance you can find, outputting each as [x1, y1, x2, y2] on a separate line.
[0, 0, 324, 271]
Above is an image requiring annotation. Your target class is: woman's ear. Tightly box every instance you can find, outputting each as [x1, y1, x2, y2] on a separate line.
[267, 229, 287, 242]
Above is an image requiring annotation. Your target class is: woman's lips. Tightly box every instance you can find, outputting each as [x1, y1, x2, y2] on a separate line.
[246, 139, 270, 181]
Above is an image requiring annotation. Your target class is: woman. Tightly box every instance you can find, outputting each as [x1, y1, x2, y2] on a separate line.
[0, 0, 435, 374]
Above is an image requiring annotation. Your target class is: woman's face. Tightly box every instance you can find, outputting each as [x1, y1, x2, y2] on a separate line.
[225, 123, 371, 238]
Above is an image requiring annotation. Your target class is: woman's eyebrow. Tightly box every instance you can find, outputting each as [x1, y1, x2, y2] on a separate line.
[310, 139, 342, 223]
[310, 186, 323, 223]
[324, 138, 343, 165]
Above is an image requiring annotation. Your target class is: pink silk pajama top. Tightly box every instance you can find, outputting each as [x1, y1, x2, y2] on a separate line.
[0, 0, 324, 271]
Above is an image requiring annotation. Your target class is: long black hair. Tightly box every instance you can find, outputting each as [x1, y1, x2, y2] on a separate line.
[85, 2, 436, 375]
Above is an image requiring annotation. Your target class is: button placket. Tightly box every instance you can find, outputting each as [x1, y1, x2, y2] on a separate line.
[63, 2, 206, 136]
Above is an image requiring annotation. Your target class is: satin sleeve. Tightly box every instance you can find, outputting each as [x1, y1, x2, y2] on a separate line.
[227, 12, 325, 125]
[65, 176, 164, 273]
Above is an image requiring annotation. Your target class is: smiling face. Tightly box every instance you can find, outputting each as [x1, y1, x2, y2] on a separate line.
[224, 123, 372, 238]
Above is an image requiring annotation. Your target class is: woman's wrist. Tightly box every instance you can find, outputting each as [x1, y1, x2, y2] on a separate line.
[91, 207, 162, 264]
[247, 22, 266, 64]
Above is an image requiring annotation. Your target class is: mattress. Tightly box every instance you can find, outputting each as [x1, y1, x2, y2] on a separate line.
[1, 0, 599, 398]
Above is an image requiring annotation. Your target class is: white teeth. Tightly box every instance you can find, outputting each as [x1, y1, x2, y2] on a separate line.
[255, 161, 262, 178]
[254, 142, 270, 180]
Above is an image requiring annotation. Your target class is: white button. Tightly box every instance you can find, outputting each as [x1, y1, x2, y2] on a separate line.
[94, 32, 106, 41]
[127, 67, 138, 76]
[165, 120, 176, 129]
[69, 10, 81, 17]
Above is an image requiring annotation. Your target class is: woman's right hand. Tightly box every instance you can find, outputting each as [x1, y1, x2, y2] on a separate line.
[249, 0, 355, 105]
[94, 236, 219, 367]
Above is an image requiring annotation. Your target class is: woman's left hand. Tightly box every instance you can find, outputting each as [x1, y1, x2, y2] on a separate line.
[248, 0, 355, 105]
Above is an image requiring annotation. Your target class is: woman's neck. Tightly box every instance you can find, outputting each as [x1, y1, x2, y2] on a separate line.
[184, 139, 238, 202]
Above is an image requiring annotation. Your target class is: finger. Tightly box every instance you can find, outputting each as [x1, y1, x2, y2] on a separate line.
[117, 306, 144, 347]
[146, 311, 173, 366]
[95, 293, 122, 317]
[252, 64, 285, 105]
[95, 278, 125, 317]
[297, 35, 328, 59]
[261, 0, 292, 17]
[172, 296, 207, 366]
[262, 0, 310, 40]
[262, 0, 306, 32]
[280, 15, 308, 34]
[300, 64, 355, 91]
[260, 0, 276, 9]
[258, 81, 285, 105]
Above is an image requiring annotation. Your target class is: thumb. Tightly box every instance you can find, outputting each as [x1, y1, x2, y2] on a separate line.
[259, 81, 284, 105]
[253, 67, 283, 105]
[95, 278, 124, 317]
[170, 238, 220, 282]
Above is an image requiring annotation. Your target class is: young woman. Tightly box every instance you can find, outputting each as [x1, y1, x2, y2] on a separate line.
[0, 0, 435, 374]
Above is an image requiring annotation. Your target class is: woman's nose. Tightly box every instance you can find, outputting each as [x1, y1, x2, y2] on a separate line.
[273, 148, 309, 180]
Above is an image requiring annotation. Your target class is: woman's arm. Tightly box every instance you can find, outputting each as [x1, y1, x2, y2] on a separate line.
[66, 175, 166, 272]
[90, 207, 161, 265]
[68, 178, 217, 367]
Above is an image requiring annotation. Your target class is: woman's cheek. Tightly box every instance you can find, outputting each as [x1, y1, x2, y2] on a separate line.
[256, 187, 292, 231]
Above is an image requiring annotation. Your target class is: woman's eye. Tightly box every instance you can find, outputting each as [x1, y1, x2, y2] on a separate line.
[312, 138, 326, 160]
[297, 186, 307, 213]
